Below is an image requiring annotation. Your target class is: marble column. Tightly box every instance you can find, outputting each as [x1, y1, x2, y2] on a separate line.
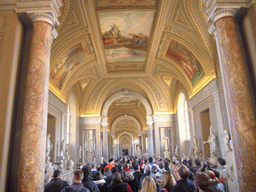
[17, 13, 57, 192]
[101, 117, 108, 161]
[154, 124, 160, 157]
[146, 116, 154, 157]
[212, 8, 256, 191]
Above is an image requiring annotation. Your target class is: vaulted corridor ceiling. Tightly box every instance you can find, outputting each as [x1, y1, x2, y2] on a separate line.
[49, 0, 217, 133]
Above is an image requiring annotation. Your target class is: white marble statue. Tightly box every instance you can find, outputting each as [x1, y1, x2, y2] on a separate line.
[78, 146, 82, 160]
[174, 144, 179, 156]
[46, 134, 53, 157]
[164, 136, 169, 151]
[204, 126, 217, 156]
[224, 130, 232, 152]
[60, 140, 66, 157]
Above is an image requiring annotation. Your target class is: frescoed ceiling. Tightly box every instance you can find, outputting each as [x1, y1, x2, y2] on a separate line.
[50, 0, 216, 128]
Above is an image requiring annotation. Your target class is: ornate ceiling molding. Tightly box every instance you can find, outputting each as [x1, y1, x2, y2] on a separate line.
[101, 90, 153, 117]
[202, 0, 254, 22]
[111, 115, 141, 132]
[0, 0, 62, 26]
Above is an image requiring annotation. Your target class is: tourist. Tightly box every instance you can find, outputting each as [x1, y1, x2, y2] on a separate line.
[44, 170, 69, 192]
[61, 170, 90, 192]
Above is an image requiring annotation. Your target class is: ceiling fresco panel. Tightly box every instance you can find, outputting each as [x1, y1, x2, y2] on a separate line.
[99, 11, 154, 68]
[163, 40, 205, 86]
[50, 35, 95, 90]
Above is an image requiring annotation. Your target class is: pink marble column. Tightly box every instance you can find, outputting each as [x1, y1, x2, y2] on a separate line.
[17, 14, 54, 191]
[214, 12, 256, 191]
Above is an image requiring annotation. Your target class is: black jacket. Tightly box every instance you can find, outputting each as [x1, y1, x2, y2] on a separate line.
[171, 178, 197, 192]
[44, 178, 69, 192]
[109, 182, 129, 192]
[82, 177, 100, 192]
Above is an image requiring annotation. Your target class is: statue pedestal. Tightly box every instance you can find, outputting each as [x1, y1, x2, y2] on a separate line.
[226, 151, 239, 192]
[143, 153, 149, 159]
[163, 151, 170, 159]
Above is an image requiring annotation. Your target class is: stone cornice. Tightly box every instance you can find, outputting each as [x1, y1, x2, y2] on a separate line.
[80, 117, 102, 125]
[153, 114, 174, 123]
[0, 0, 62, 26]
[188, 79, 219, 108]
[202, 0, 254, 23]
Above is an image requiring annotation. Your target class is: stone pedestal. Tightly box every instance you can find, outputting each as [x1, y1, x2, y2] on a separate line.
[163, 151, 170, 159]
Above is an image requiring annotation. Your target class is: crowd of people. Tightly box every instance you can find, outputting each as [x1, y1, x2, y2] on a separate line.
[44, 156, 229, 192]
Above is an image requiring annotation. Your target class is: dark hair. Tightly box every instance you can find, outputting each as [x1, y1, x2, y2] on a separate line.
[82, 165, 91, 177]
[149, 157, 153, 162]
[53, 170, 61, 178]
[196, 171, 211, 190]
[178, 165, 189, 179]
[74, 170, 84, 181]
[109, 158, 114, 163]
[217, 157, 226, 166]
[111, 172, 123, 185]
[90, 162, 96, 169]
[133, 164, 139, 170]
[94, 172, 103, 180]
[111, 166, 118, 174]
[195, 159, 201, 166]
[159, 162, 164, 169]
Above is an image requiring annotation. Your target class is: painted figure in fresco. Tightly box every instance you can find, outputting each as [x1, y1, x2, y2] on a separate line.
[109, 24, 121, 38]
[129, 33, 148, 45]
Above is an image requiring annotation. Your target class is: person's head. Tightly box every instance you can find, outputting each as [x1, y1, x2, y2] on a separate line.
[195, 159, 201, 166]
[152, 165, 159, 174]
[159, 162, 164, 169]
[140, 176, 157, 192]
[94, 172, 103, 180]
[109, 158, 114, 165]
[111, 172, 123, 185]
[105, 167, 110, 173]
[82, 165, 91, 178]
[133, 164, 139, 171]
[217, 157, 226, 166]
[196, 171, 211, 191]
[160, 172, 176, 190]
[117, 163, 123, 172]
[144, 164, 152, 173]
[73, 170, 84, 182]
[124, 171, 134, 182]
[111, 166, 118, 174]
[53, 170, 61, 178]
[90, 162, 96, 169]
[149, 157, 153, 163]
[123, 163, 128, 170]
[178, 165, 189, 179]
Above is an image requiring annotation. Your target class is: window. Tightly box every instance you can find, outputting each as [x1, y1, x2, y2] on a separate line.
[66, 105, 71, 144]
[177, 93, 191, 141]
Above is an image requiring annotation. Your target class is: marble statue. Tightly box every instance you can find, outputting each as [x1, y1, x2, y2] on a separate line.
[164, 136, 169, 151]
[78, 146, 82, 160]
[174, 144, 179, 155]
[204, 126, 217, 156]
[60, 140, 66, 157]
[46, 134, 53, 157]
[224, 130, 232, 152]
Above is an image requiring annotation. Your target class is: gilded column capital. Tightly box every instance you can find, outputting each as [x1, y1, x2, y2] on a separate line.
[211, 8, 238, 23]
[28, 12, 56, 26]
